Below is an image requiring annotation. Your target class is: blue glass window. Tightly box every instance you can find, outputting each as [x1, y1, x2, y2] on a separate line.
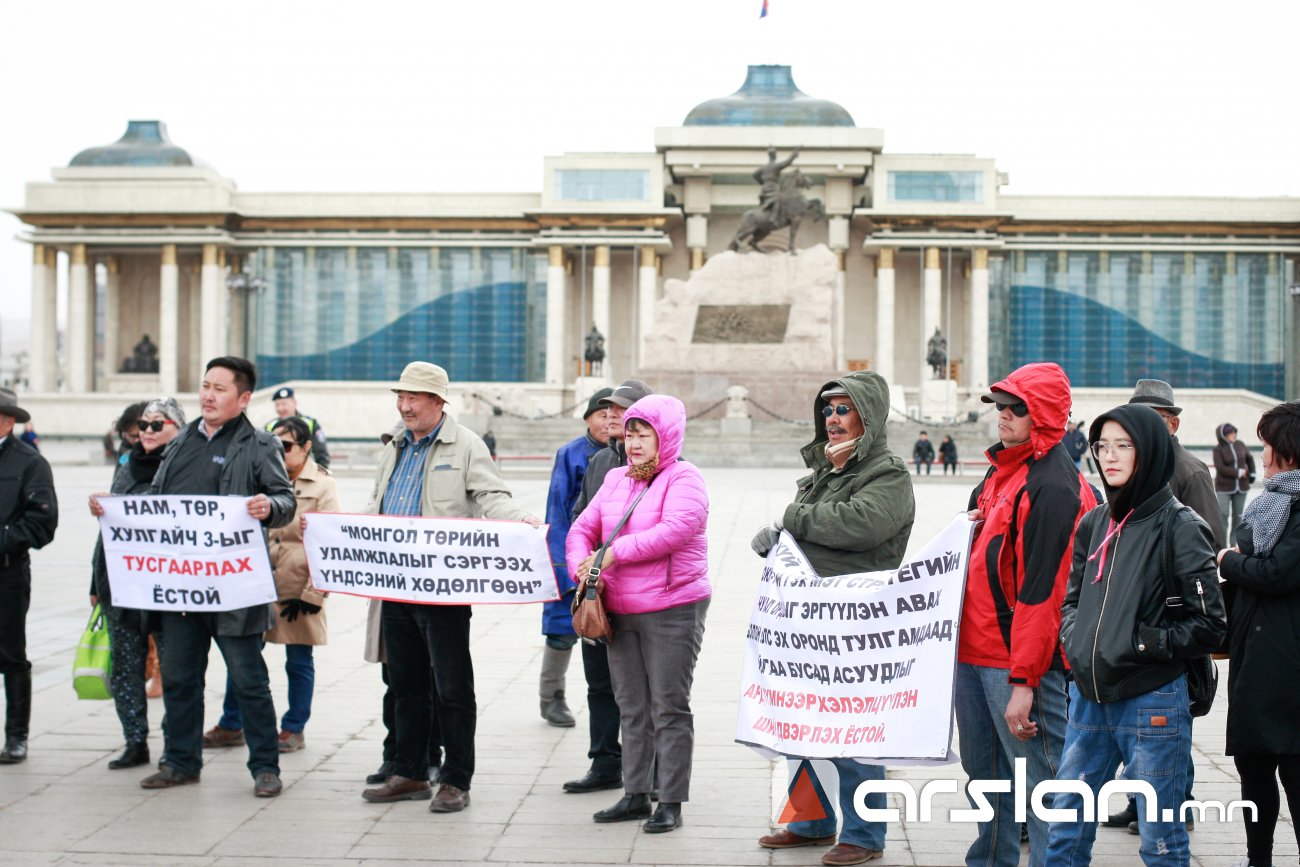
[888, 171, 983, 203]
[555, 169, 649, 202]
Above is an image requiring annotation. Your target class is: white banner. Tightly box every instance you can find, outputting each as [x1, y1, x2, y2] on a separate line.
[99, 495, 277, 612]
[736, 515, 975, 765]
[303, 512, 557, 605]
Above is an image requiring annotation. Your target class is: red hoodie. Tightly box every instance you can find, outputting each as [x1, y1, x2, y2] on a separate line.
[959, 363, 1097, 687]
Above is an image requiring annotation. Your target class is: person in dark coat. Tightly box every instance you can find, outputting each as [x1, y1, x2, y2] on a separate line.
[912, 431, 935, 475]
[1048, 404, 1225, 865]
[939, 434, 959, 475]
[1217, 400, 1300, 867]
[1064, 420, 1089, 471]
[88, 396, 186, 770]
[537, 387, 613, 728]
[138, 358, 295, 797]
[0, 387, 58, 765]
[1214, 422, 1256, 541]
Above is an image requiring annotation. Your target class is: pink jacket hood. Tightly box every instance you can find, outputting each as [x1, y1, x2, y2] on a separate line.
[623, 395, 686, 469]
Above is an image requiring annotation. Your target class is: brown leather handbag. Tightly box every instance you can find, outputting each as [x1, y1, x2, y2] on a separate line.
[570, 484, 650, 644]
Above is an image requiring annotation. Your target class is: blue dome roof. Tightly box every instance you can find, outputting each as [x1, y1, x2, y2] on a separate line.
[70, 121, 200, 167]
[683, 66, 854, 127]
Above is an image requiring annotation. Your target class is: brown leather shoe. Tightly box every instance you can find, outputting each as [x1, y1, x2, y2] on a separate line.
[202, 725, 244, 748]
[429, 783, 470, 813]
[758, 829, 837, 849]
[821, 843, 883, 865]
[140, 765, 200, 789]
[361, 774, 432, 802]
[277, 730, 305, 753]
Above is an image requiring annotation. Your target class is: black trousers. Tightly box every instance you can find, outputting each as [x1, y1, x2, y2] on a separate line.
[1234, 753, 1300, 867]
[380, 661, 442, 767]
[581, 639, 622, 776]
[0, 565, 31, 676]
[382, 601, 475, 790]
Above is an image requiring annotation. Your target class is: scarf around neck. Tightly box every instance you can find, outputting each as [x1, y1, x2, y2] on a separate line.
[1241, 468, 1300, 555]
[825, 437, 860, 470]
[627, 455, 659, 481]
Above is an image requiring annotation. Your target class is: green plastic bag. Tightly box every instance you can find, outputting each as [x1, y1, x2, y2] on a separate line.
[73, 606, 112, 701]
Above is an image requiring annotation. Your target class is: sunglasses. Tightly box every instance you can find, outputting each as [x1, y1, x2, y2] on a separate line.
[997, 402, 1030, 418]
[138, 420, 174, 433]
[280, 440, 299, 453]
[822, 404, 854, 418]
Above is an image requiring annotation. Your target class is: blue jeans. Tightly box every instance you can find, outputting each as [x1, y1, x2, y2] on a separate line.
[953, 663, 1068, 867]
[219, 643, 315, 734]
[1045, 678, 1191, 867]
[158, 613, 278, 778]
[787, 759, 887, 851]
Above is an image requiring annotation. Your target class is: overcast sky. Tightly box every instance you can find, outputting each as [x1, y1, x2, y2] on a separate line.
[2, 0, 1297, 336]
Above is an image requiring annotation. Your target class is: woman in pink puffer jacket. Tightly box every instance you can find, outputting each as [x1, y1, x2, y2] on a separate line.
[566, 393, 710, 835]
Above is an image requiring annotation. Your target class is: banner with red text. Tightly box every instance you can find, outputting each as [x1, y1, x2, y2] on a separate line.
[99, 495, 276, 612]
[303, 512, 556, 605]
[736, 515, 975, 765]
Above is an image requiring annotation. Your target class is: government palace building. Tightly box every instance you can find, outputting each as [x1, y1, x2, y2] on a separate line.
[11, 66, 1300, 440]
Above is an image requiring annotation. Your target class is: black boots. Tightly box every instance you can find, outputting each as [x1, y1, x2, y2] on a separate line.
[108, 742, 151, 770]
[593, 792, 652, 823]
[643, 802, 682, 833]
[0, 671, 31, 764]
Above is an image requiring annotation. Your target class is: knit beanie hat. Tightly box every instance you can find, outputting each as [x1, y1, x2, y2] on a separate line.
[143, 396, 186, 427]
[584, 387, 614, 419]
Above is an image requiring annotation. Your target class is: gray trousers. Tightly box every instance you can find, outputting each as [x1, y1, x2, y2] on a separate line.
[1217, 491, 1247, 542]
[606, 598, 709, 804]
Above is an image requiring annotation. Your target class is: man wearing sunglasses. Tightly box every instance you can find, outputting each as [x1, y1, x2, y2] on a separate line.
[753, 371, 915, 866]
[955, 362, 1097, 867]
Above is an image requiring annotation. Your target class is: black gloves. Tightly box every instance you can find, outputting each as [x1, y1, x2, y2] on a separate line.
[279, 599, 322, 622]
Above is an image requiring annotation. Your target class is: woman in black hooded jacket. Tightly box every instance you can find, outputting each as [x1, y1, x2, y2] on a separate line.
[1046, 403, 1226, 867]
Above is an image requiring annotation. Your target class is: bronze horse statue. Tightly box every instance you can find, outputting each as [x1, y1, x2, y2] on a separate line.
[729, 169, 826, 254]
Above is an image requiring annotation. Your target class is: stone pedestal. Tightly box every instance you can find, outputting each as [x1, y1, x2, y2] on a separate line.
[572, 376, 613, 418]
[921, 379, 959, 422]
[103, 372, 161, 395]
[720, 417, 753, 437]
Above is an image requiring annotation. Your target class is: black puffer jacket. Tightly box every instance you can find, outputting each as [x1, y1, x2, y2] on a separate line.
[1060, 404, 1226, 703]
[0, 436, 58, 569]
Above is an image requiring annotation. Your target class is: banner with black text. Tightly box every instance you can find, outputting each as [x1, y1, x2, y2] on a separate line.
[736, 515, 975, 765]
[303, 512, 556, 605]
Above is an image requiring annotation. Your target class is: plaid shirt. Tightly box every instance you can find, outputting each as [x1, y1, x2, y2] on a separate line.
[380, 424, 441, 517]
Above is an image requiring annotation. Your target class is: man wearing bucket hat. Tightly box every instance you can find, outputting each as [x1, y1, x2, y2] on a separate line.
[0, 387, 58, 765]
[360, 362, 539, 814]
[537, 387, 615, 729]
[264, 386, 330, 470]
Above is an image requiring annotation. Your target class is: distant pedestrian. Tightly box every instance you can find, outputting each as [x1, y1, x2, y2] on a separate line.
[482, 430, 497, 461]
[18, 423, 38, 451]
[263, 386, 330, 470]
[912, 431, 935, 475]
[1214, 422, 1255, 540]
[1064, 420, 1089, 472]
[939, 434, 959, 475]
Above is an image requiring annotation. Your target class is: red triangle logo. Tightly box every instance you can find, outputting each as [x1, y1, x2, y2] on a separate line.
[778, 764, 828, 823]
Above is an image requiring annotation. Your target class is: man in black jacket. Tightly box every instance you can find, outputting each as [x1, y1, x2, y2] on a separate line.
[139, 358, 295, 797]
[0, 388, 58, 765]
[562, 379, 653, 794]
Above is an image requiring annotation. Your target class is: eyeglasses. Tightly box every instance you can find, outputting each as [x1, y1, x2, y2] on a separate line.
[280, 440, 299, 453]
[1091, 440, 1136, 458]
[139, 420, 174, 433]
[822, 404, 855, 418]
[997, 402, 1030, 418]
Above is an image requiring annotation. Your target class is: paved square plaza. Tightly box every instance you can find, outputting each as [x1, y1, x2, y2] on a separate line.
[0, 465, 1286, 866]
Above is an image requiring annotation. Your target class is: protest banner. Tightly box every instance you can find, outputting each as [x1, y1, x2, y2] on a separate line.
[303, 512, 556, 605]
[98, 495, 276, 612]
[736, 514, 975, 765]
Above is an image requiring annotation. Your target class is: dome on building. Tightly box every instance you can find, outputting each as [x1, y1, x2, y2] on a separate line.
[69, 120, 203, 167]
[683, 65, 854, 127]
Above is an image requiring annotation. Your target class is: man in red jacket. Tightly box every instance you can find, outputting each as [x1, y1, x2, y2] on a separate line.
[955, 362, 1096, 867]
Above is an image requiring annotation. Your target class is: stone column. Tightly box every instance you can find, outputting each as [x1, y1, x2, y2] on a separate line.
[969, 248, 990, 390]
[834, 249, 847, 371]
[199, 244, 223, 366]
[638, 246, 658, 369]
[1223, 252, 1238, 361]
[545, 245, 566, 384]
[160, 244, 180, 394]
[28, 245, 57, 391]
[592, 245, 612, 372]
[103, 256, 121, 381]
[687, 215, 708, 272]
[227, 254, 246, 359]
[875, 247, 896, 386]
[923, 247, 942, 373]
[67, 244, 93, 392]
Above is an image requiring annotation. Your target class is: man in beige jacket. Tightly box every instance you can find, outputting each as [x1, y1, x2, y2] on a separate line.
[360, 362, 538, 814]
